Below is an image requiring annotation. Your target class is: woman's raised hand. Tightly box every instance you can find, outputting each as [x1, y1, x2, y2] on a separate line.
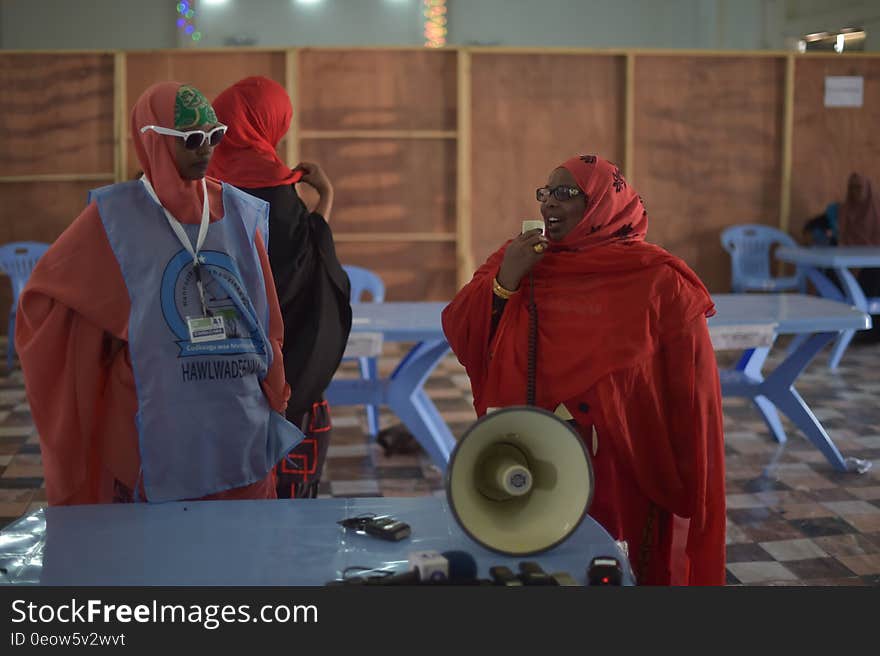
[497, 228, 549, 291]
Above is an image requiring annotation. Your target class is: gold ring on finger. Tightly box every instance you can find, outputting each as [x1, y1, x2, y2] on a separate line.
[533, 243, 546, 254]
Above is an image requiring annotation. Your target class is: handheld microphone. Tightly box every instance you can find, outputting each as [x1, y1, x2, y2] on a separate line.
[522, 219, 545, 235]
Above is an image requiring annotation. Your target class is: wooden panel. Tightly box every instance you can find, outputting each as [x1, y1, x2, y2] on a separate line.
[633, 56, 785, 292]
[336, 242, 456, 302]
[791, 57, 880, 234]
[299, 139, 456, 235]
[0, 181, 95, 333]
[125, 52, 286, 177]
[298, 50, 457, 131]
[0, 54, 114, 176]
[469, 54, 625, 270]
[0, 181, 93, 243]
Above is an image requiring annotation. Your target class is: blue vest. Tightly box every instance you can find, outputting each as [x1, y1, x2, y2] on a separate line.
[90, 180, 303, 502]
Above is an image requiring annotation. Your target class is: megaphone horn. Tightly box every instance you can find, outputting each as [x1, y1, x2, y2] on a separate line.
[446, 406, 594, 556]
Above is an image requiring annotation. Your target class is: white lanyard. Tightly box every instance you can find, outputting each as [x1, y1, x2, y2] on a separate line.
[140, 175, 211, 316]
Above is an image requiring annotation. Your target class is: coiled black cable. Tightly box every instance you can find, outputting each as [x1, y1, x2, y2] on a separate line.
[526, 272, 538, 406]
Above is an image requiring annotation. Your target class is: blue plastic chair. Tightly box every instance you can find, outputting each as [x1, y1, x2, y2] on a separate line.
[342, 265, 386, 439]
[0, 242, 50, 370]
[721, 224, 806, 293]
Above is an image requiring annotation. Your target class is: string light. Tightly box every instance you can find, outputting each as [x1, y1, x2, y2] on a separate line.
[175, 1, 203, 42]
[423, 0, 447, 48]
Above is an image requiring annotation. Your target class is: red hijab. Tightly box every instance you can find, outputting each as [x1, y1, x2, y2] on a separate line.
[839, 172, 880, 246]
[207, 76, 304, 188]
[445, 155, 715, 414]
[131, 81, 224, 223]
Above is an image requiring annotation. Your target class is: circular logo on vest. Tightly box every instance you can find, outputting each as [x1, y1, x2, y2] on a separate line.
[161, 249, 267, 358]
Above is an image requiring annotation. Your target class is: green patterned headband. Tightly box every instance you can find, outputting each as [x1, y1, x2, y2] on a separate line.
[174, 84, 217, 130]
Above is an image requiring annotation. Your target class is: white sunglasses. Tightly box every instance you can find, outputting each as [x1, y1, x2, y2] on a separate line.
[140, 124, 227, 150]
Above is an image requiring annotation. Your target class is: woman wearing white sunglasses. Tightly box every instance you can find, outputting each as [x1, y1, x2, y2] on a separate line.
[16, 81, 303, 506]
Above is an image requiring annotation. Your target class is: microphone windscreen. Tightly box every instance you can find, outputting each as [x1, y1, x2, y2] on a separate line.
[442, 551, 478, 581]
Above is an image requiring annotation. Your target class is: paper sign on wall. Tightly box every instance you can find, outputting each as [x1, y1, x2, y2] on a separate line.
[824, 76, 864, 107]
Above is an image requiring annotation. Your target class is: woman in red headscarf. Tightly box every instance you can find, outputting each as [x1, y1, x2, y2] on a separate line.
[208, 76, 351, 499]
[442, 155, 726, 585]
[16, 82, 296, 505]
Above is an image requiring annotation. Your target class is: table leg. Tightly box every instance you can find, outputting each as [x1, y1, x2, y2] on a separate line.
[389, 388, 457, 470]
[790, 268, 830, 362]
[828, 331, 855, 371]
[386, 340, 456, 470]
[803, 266, 845, 302]
[762, 332, 869, 473]
[827, 267, 869, 370]
[731, 346, 786, 443]
[737, 345, 771, 377]
[720, 344, 785, 443]
[753, 396, 787, 444]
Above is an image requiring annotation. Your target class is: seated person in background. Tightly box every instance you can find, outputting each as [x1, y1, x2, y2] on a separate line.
[16, 81, 302, 505]
[802, 202, 838, 246]
[208, 76, 352, 499]
[803, 173, 879, 248]
[840, 172, 880, 341]
[442, 155, 726, 585]
[839, 173, 880, 247]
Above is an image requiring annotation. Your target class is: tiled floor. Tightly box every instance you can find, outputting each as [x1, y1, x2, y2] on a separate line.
[2, 337, 880, 586]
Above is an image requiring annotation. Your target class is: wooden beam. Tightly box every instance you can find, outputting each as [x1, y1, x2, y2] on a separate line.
[456, 49, 473, 289]
[0, 173, 115, 183]
[299, 130, 457, 140]
[285, 49, 299, 167]
[333, 232, 456, 243]
[624, 53, 635, 183]
[114, 51, 127, 182]
[779, 54, 795, 235]
[463, 46, 849, 57]
[6, 46, 880, 59]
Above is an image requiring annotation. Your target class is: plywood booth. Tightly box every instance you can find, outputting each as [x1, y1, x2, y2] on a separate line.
[1, 47, 879, 331]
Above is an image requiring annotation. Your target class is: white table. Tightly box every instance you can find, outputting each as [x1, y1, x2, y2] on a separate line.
[710, 294, 871, 473]
[0, 497, 633, 586]
[775, 246, 880, 369]
[327, 302, 454, 469]
[327, 297, 871, 474]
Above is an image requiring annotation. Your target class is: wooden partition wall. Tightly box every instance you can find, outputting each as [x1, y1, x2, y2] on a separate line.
[2, 47, 880, 329]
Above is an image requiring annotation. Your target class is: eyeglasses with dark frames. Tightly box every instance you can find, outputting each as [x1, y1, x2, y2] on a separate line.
[536, 185, 583, 202]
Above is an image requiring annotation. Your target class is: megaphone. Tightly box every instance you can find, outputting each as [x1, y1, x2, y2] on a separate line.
[445, 406, 594, 556]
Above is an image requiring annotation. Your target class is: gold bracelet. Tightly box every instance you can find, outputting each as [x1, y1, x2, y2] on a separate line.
[492, 277, 518, 300]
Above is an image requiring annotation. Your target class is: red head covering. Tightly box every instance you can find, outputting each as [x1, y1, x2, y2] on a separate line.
[131, 81, 223, 224]
[206, 76, 304, 188]
[839, 172, 880, 246]
[553, 154, 648, 250]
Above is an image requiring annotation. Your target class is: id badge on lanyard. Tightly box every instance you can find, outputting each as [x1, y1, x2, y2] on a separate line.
[186, 260, 226, 343]
[141, 175, 227, 343]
